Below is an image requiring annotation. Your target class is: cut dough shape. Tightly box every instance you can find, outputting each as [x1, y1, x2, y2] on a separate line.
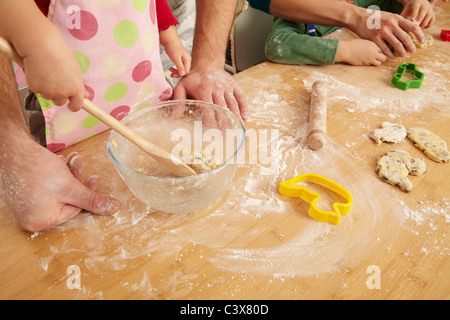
[376, 150, 426, 192]
[370, 122, 407, 144]
[407, 19, 433, 49]
[409, 33, 433, 49]
[407, 127, 450, 163]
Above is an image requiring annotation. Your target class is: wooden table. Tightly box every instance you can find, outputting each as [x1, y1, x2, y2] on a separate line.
[1, 3, 449, 300]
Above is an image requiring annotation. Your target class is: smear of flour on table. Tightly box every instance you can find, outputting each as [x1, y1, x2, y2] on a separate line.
[302, 69, 449, 113]
[33, 92, 372, 285]
[208, 139, 406, 277]
[28, 66, 448, 296]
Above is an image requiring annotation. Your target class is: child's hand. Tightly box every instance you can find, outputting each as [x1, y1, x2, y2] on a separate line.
[335, 39, 387, 66]
[166, 44, 191, 78]
[400, 0, 436, 29]
[160, 25, 191, 78]
[2, 2, 87, 112]
[22, 39, 87, 112]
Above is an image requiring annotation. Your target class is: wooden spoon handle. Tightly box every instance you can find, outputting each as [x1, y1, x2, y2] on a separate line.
[82, 99, 172, 160]
[0, 37, 24, 66]
[0, 36, 196, 176]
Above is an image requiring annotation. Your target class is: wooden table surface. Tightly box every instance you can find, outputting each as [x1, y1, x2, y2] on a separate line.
[1, 3, 449, 300]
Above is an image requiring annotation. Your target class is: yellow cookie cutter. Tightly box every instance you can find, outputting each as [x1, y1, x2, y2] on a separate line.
[279, 173, 353, 225]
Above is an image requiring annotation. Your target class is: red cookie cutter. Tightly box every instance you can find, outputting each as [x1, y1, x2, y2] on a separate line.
[440, 30, 450, 42]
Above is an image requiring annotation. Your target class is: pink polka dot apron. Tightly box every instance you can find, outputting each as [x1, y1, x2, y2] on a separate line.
[35, 0, 172, 152]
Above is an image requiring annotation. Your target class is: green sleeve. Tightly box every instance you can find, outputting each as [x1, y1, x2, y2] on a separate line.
[265, 18, 339, 66]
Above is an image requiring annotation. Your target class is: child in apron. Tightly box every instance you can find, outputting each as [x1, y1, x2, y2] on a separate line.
[16, 0, 191, 152]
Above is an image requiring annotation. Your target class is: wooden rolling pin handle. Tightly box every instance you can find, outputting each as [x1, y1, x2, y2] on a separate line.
[308, 130, 326, 151]
[307, 81, 327, 151]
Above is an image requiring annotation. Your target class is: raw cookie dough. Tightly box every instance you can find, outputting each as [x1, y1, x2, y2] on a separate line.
[370, 122, 407, 144]
[391, 25, 433, 54]
[409, 33, 433, 49]
[407, 127, 450, 162]
[376, 150, 427, 192]
[180, 149, 222, 173]
[408, 19, 433, 49]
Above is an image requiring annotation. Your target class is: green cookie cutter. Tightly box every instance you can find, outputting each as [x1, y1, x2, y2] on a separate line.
[391, 63, 424, 90]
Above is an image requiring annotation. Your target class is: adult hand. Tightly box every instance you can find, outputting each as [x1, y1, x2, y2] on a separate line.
[352, 9, 424, 58]
[0, 141, 121, 232]
[173, 67, 251, 121]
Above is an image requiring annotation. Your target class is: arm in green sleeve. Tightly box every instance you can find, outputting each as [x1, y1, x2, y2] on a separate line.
[265, 19, 340, 66]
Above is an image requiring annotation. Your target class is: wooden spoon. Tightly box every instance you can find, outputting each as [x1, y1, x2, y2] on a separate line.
[0, 37, 196, 177]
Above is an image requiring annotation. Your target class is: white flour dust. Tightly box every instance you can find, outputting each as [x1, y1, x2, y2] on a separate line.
[208, 139, 406, 277]
[21, 56, 449, 297]
[26, 103, 408, 295]
[397, 197, 449, 260]
[400, 197, 449, 227]
[302, 69, 449, 114]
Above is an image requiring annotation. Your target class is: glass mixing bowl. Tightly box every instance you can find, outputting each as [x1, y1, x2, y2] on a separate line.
[107, 100, 246, 213]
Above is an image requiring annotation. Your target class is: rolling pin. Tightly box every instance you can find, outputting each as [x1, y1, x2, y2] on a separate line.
[307, 81, 327, 150]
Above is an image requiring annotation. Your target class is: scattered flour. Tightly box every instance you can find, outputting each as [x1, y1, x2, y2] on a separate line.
[400, 198, 449, 225]
[398, 198, 449, 258]
[302, 69, 449, 113]
[18, 52, 449, 299]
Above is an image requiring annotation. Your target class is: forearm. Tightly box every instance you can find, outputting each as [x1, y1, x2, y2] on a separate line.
[266, 31, 339, 66]
[0, 55, 31, 149]
[268, 0, 362, 29]
[192, 0, 239, 70]
[0, 0, 62, 60]
[160, 25, 179, 47]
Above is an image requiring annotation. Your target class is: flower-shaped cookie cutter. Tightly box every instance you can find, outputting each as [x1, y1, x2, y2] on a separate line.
[279, 173, 353, 225]
[391, 63, 424, 91]
[440, 29, 450, 42]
